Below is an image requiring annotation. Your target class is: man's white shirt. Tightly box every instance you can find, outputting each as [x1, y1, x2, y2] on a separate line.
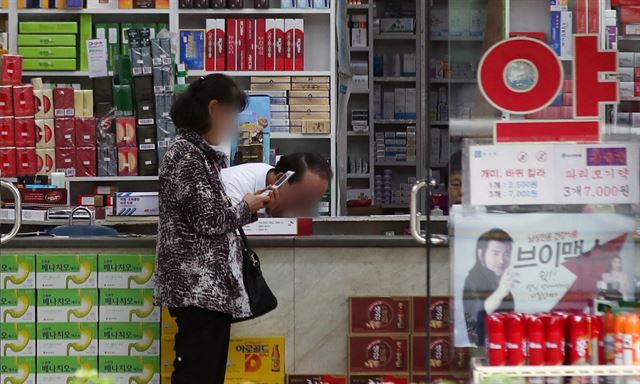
[220, 162, 274, 215]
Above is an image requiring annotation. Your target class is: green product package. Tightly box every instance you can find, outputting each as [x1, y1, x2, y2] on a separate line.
[36, 322, 97, 356]
[23, 59, 77, 71]
[19, 21, 78, 34]
[36, 254, 97, 289]
[115, 55, 133, 85]
[113, 84, 134, 116]
[0, 289, 36, 323]
[36, 356, 98, 383]
[97, 254, 155, 288]
[98, 356, 159, 383]
[0, 322, 36, 356]
[18, 34, 77, 46]
[121, 23, 134, 56]
[98, 322, 160, 356]
[36, 289, 98, 323]
[79, 14, 93, 71]
[98, 288, 159, 323]
[18, 47, 77, 59]
[0, 356, 36, 383]
[107, 24, 121, 71]
[0, 254, 35, 289]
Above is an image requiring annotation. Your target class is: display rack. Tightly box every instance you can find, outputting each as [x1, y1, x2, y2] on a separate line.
[1, 0, 337, 216]
[472, 358, 640, 383]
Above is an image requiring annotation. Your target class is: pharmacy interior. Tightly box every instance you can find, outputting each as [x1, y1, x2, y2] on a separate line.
[1, 0, 640, 383]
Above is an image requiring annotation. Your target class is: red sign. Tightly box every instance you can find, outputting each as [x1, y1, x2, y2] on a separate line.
[478, 35, 618, 143]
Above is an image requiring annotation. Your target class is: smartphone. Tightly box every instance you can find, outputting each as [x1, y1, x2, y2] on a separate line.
[271, 171, 295, 190]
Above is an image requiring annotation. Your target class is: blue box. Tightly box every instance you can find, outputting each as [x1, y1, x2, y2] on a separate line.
[549, 11, 561, 56]
[179, 30, 205, 71]
[313, 0, 328, 8]
[232, 96, 272, 166]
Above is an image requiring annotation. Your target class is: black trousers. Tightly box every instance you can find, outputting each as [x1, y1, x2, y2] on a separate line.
[169, 306, 232, 384]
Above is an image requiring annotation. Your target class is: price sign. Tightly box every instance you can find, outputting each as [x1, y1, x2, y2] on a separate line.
[555, 144, 639, 204]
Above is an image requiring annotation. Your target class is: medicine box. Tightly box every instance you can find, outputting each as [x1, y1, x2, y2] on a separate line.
[23, 59, 77, 71]
[36, 288, 98, 323]
[98, 356, 160, 384]
[98, 288, 160, 323]
[0, 255, 36, 289]
[36, 254, 97, 289]
[36, 322, 98, 356]
[97, 254, 156, 289]
[98, 322, 160, 356]
[0, 323, 36, 356]
[0, 289, 36, 323]
[19, 22, 78, 34]
[18, 34, 77, 47]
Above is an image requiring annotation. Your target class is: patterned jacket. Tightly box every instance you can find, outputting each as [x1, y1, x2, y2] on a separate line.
[155, 130, 255, 318]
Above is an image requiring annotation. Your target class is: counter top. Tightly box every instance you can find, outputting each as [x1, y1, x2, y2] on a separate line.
[2, 235, 436, 248]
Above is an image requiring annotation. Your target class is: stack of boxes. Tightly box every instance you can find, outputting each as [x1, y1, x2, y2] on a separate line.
[183, 17, 305, 72]
[95, 23, 169, 72]
[374, 85, 416, 121]
[374, 126, 416, 163]
[179, 0, 327, 9]
[429, 127, 449, 167]
[429, 8, 486, 39]
[18, 1, 169, 9]
[525, 80, 573, 120]
[18, 19, 92, 72]
[619, 51, 640, 102]
[350, 15, 368, 48]
[0, 253, 161, 383]
[373, 170, 415, 205]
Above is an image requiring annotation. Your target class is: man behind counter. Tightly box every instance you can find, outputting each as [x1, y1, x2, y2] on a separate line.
[221, 152, 332, 217]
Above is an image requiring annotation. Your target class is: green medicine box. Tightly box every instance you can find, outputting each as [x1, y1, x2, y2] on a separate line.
[23, 59, 77, 71]
[19, 21, 78, 34]
[18, 47, 77, 59]
[18, 34, 77, 47]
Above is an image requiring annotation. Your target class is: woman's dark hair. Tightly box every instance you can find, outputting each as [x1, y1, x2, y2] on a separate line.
[273, 152, 333, 184]
[170, 74, 248, 134]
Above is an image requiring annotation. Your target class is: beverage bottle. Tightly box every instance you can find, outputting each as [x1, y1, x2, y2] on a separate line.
[486, 313, 507, 366]
[506, 313, 526, 366]
[613, 315, 627, 384]
[567, 315, 590, 384]
[271, 344, 281, 372]
[543, 313, 565, 384]
[603, 311, 616, 365]
[526, 314, 545, 384]
[623, 315, 640, 384]
[590, 315, 603, 365]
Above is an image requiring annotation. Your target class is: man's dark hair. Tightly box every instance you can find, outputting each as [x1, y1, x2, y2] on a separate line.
[273, 153, 333, 184]
[170, 74, 247, 134]
[475, 228, 513, 259]
[449, 150, 462, 175]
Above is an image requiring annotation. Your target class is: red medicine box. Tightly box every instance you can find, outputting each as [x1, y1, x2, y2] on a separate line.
[411, 334, 451, 373]
[635, 82, 640, 97]
[411, 296, 451, 334]
[55, 147, 76, 176]
[349, 375, 409, 384]
[348, 335, 409, 374]
[118, 147, 138, 176]
[35, 119, 55, 149]
[15, 147, 36, 176]
[0, 85, 13, 116]
[0, 147, 17, 177]
[411, 374, 467, 384]
[35, 149, 55, 175]
[635, 67, 640, 81]
[53, 87, 75, 117]
[14, 117, 36, 147]
[116, 117, 136, 147]
[75, 117, 97, 147]
[0, 55, 23, 86]
[349, 297, 410, 334]
[76, 147, 97, 177]
[0, 116, 15, 146]
[55, 118, 76, 147]
[13, 85, 35, 117]
[288, 375, 347, 384]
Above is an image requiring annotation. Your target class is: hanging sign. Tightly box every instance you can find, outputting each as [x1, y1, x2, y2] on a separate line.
[477, 35, 618, 143]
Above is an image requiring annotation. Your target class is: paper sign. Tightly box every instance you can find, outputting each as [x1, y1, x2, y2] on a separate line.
[243, 218, 297, 235]
[86, 39, 108, 78]
[469, 144, 556, 205]
[469, 143, 640, 206]
[555, 143, 639, 204]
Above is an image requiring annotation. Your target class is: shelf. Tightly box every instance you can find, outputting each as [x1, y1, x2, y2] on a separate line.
[373, 76, 416, 82]
[622, 97, 640, 102]
[619, 36, 640, 41]
[374, 34, 416, 40]
[270, 132, 331, 139]
[178, 8, 331, 14]
[23, 71, 114, 77]
[347, 131, 369, 136]
[430, 120, 449, 125]
[347, 173, 370, 179]
[17, 8, 170, 14]
[430, 78, 477, 84]
[347, 4, 370, 9]
[375, 160, 417, 167]
[374, 119, 416, 125]
[431, 36, 484, 41]
[67, 176, 158, 182]
[187, 70, 331, 77]
[349, 46, 369, 52]
[351, 90, 370, 94]
[381, 204, 409, 209]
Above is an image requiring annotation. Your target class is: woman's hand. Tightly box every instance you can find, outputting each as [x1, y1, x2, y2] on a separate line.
[243, 191, 271, 214]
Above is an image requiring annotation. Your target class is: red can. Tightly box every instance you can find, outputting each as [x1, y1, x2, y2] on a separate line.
[543, 313, 565, 366]
[485, 313, 507, 366]
[526, 314, 546, 366]
[567, 315, 589, 365]
[506, 313, 526, 366]
[590, 315, 603, 365]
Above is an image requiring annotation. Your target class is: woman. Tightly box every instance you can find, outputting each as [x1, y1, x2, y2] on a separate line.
[601, 255, 631, 300]
[155, 74, 271, 384]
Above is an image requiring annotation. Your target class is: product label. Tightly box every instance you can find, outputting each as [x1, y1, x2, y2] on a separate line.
[36, 356, 98, 384]
[98, 356, 160, 384]
[36, 289, 98, 323]
[36, 323, 98, 356]
[0, 255, 36, 289]
[98, 322, 160, 356]
[0, 289, 36, 323]
[0, 356, 36, 384]
[0, 323, 36, 356]
[226, 337, 284, 383]
[36, 255, 97, 289]
[99, 289, 160, 323]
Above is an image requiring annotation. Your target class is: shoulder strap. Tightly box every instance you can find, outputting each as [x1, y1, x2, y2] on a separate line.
[237, 226, 252, 253]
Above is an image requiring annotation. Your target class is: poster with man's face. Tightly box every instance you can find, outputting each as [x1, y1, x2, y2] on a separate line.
[452, 212, 636, 347]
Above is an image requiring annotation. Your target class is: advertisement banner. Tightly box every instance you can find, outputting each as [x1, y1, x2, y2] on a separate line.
[452, 212, 635, 347]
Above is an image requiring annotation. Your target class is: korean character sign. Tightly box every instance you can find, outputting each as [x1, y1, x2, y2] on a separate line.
[452, 212, 635, 347]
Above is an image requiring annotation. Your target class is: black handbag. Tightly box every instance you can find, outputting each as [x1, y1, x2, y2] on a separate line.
[232, 227, 278, 322]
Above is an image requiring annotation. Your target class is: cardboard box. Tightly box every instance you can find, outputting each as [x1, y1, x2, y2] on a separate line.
[0, 55, 22, 86]
[274, 19, 285, 71]
[96, 117, 116, 147]
[15, 147, 36, 176]
[0, 85, 13, 116]
[394, 88, 406, 119]
[36, 289, 98, 323]
[302, 120, 330, 134]
[20, 21, 78, 34]
[75, 117, 96, 147]
[0, 147, 16, 177]
[180, 30, 205, 71]
[76, 147, 97, 177]
[98, 322, 160, 356]
[18, 46, 77, 59]
[35, 254, 97, 289]
[349, 297, 410, 334]
[98, 288, 160, 323]
[14, 117, 35, 147]
[35, 89, 53, 119]
[117, 147, 139, 176]
[112, 191, 158, 216]
[205, 19, 226, 71]
[13, 85, 35, 117]
[116, 117, 137, 147]
[54, 117, 76, 148]
[288, 375, 347, 384]
[411, 374, 467, 384]
[0, 356, 36, 384]
[97, 254, 156, 289]
[98, 146, 118, 177]
[36, 356, 98, 384]
[0, 288, 36, 323]
[0, 322, 36, 356]
[550, 11, 572, 58]
[36, 322, 98, 356]
[349, 374, 409, 384]
[139, 149, 158, 176]
[98, 356, 160, 384]
[53, 88, 75, 117]
[23, 58, 77, 71]
[411, 334, 451, 373]
[18, 34, 76, 46]
[411, 296, 451, 334]
[348, 335, 409, 373]
[0, 116, 13, 146]
[226, 337, 285, 384]
[0, 255, 35, 289]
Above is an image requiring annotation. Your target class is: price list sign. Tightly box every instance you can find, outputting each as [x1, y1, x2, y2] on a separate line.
[469, 144, 556, 205]
[555, 144, 639, 204]
[469, 143, 640, 206]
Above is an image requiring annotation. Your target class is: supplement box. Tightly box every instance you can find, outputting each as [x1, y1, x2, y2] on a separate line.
[0, 322, 36, 356]
[98, 322, 161, 356]
[18, 47, 77, 59]
[18, 34, 77, 47]
[36, 289, 98, 323]
[288, 375, 347, 384]
[23, 59, 77, 71]
[36, 254, 97, 289]
[411, 296, 451, 334]
[36, 322, 98, 356]
[349, 374, 409, 384]
[349, 296, 410, 333]
[98, 288, 160, 323]
[226, 337, 285, 384]
[98, 356, 160, 384]
[0, 289, 36, 323]
[0, 254, 36, 289]
[112, 192, 159, 216]
[97, 254, 156, 288]
[19, 22, 78, 34]
[348, 335, 409, 373]
[36, 356, 98, 384]
[0, 356, 36, 384]
[411, 334, 451, 373]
